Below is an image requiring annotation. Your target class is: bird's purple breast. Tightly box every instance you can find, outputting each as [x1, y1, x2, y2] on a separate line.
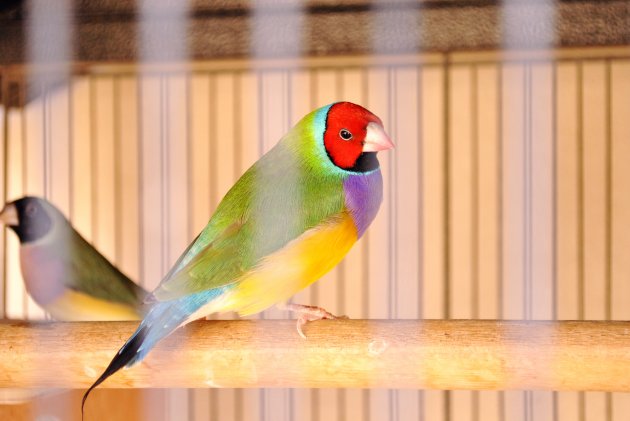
[343, 170, 383, 238]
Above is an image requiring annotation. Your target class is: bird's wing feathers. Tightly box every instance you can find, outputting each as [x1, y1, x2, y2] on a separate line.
[149, 135, 347, 302]
[147, 221, 246, 302]
[60, 229, 148, 307]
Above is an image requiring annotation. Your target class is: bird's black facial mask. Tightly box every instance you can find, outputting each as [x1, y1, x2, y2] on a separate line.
[11, 198, 53, 243]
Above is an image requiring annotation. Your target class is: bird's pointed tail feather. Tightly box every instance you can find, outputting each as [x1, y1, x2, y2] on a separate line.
[81, 324, 148, 418]
[81, 289, 225, 420]
[81, 301, 189, 420]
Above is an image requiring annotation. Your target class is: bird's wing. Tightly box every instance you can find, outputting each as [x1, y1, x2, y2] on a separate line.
[146, 220, 247, 302]
[61, 230, 149, 307]
[148, 140, 348, 302]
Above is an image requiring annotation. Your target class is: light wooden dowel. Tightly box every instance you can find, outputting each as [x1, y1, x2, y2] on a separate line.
[0, 319, 629, 391]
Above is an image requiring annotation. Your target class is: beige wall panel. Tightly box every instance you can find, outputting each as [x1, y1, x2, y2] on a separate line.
[581, 60, 608, 321]
[189, 73, 213, 235]
[0, 94, 5, 316]
[610, 59, 630, 420]
[92, 77, 117, 264]
[5, 106, 25, 320]
[116, 76, 141, 280]
[393, 67, 420, 320]
[47, 86, 70, 215]
[70, 77, 94, 240]
[530, 63, 554, 320]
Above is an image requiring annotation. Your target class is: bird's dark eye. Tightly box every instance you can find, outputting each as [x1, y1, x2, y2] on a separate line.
[25, 203, 37, 217]
[339, 129, 353, 141]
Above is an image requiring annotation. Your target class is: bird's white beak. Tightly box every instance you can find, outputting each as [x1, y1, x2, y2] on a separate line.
[0, 203, 18, 226]
[363, 122, 395, 152]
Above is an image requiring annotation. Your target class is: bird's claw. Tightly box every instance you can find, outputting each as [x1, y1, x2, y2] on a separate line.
[278, 303, 347, 339]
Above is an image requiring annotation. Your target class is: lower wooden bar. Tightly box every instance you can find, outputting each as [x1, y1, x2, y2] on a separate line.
[0, 319, 629, 391]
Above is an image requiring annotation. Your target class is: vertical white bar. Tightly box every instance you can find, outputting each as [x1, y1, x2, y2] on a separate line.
[23, 95, 46, 319]
[312, 68, 342, 316]
[555, 61, 581, 421]
[448, 64, 474, 421]
[582, 60, 609, 421]
[476, 63, 501, 421]
[392, 66, 421, 421]
[212, 72, 239, 421]
[529, 63, 555, 421]
[189, 72, 213, 421]
[289, 68, 314, 421]
[139, 75, 168, 417]
[165, 74, 191, 421]
[311, 68, 343, 421]
[238, 71, 262, 421]
[366, 66, 392, 421]
[420, 65, 446, 421]
[258, 70, 292, 421]
[501, 63, 526, 421]
[339, 67, 369, 421]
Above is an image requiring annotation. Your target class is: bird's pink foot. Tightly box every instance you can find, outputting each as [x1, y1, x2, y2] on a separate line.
[278, 303, 348, 339]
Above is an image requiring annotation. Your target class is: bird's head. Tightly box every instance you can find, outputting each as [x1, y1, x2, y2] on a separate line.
[322, 102, 394, 172]
[0, 196, 55, 244]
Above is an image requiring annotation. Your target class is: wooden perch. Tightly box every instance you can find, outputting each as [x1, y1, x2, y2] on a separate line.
[0, 319, 629, 391]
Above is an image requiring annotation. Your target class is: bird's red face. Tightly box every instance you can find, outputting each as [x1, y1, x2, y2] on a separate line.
[323, 102, 394, 172]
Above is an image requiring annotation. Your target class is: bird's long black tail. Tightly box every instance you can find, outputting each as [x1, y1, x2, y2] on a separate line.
[81, 290, 222, 419]
[80, 295, 207, 420]
[81, 325, 148, 420]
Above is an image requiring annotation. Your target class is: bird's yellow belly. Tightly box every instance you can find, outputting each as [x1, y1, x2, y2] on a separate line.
[221, 212, 358, 316]
[45, 289, 142, 321]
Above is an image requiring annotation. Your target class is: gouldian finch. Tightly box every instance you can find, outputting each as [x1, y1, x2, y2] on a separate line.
[82, 102, 394, 411]
[0, 196, 148, 321]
